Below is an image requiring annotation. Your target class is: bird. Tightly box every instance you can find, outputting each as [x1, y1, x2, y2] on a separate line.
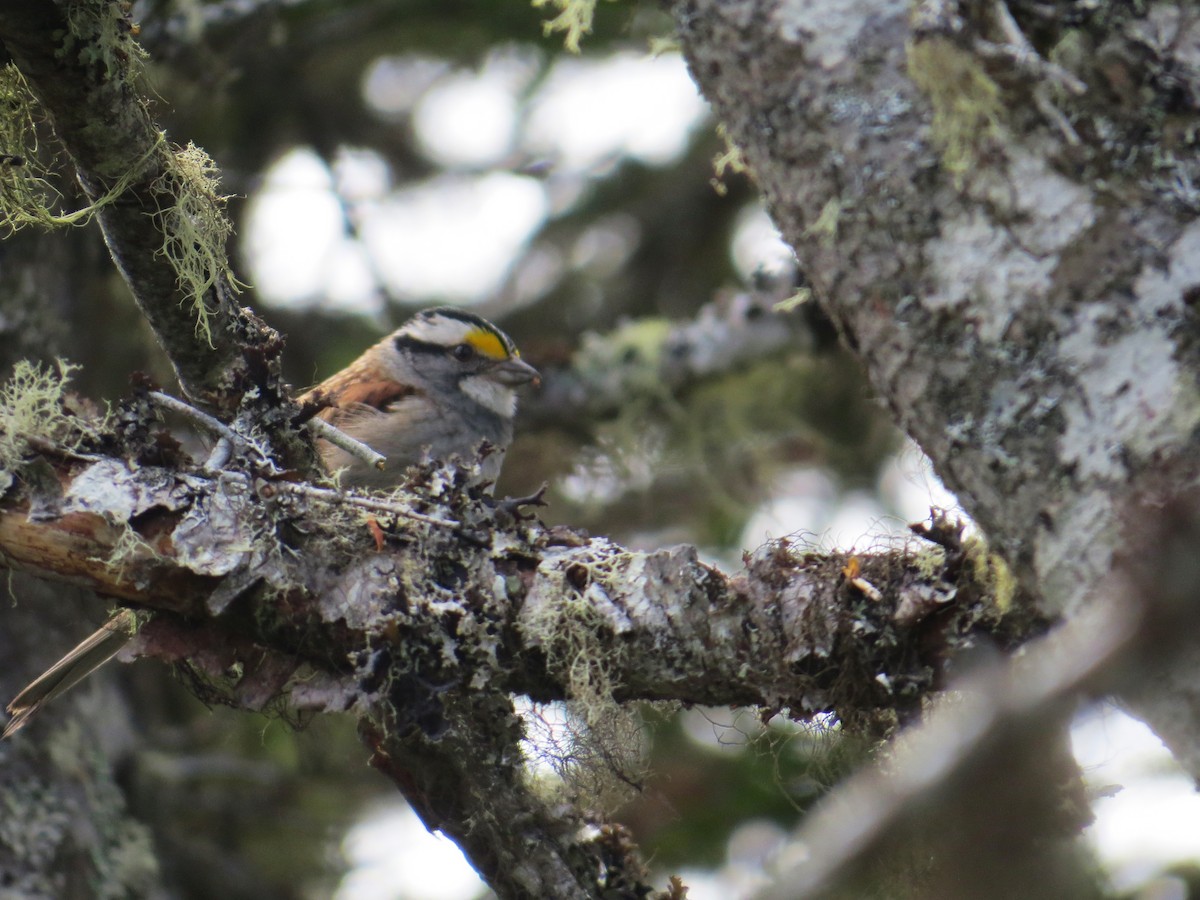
[2, 307, 538, 739]
[303, 306, 539, 487]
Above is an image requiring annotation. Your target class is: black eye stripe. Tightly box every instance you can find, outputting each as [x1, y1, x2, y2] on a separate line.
[393, 334, 448, 355]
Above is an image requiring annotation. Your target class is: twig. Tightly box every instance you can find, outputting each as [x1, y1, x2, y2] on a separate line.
[149, 390, 243, 448]
[283, 481, 458, 529]
[203, 437, 233, 472]
[986, 0, 1086, 95]
[307, 416, 387, 472]
[148, 390, 450, 527]
[149, 389, 284, 476]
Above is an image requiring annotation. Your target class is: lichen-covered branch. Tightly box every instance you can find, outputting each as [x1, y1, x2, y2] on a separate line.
[0, 3, 284, 420]
[0, 446, 1034, 731]
[0, 397, 1034, 896]
[756, 488, 1200, 899]
[673, 0, 1200, 770]
[520, 276, 821, 430]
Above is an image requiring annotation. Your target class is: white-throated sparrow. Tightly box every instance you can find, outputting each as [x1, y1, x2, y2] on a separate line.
[304, 306, 539, 487]
[2, 307, 537, 739]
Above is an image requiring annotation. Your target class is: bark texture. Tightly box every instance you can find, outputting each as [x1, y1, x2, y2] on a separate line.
[0, 1, 304, 439]
[675, 0, 1200, 771]
[0, 415, 1022, 897]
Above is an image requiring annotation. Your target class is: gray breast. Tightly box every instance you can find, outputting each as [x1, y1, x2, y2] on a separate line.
[321, 396, 513, 489]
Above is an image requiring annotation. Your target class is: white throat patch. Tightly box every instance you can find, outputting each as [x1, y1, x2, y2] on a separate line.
[461, 375, 517, 418]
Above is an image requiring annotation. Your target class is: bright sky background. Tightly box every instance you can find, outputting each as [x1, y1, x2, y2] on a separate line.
[244, 50, 710, 316]
[237, 38, 1200, 900]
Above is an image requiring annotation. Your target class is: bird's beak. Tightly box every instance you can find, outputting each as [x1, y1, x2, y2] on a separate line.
[491, 356, 541, 387]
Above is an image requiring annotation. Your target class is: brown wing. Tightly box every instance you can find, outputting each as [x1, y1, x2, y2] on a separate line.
[316, 380, 418, 424]
[299, 351, 421, 427]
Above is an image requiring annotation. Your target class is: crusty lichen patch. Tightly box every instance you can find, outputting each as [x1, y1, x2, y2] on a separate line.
[2, 721, 159, 897]
[907, 38, 1004, 185]
[962, 535, 1017, 613]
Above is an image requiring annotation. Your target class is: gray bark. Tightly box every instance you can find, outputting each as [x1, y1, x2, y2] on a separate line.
[675, 0, 1200, 771]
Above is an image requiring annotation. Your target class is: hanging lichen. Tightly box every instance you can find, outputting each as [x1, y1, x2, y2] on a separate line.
[0, 65, 158, 235]
[0, 359, 107, 470]
[532, 0, 606, 53]
[150, 142, 243, 346]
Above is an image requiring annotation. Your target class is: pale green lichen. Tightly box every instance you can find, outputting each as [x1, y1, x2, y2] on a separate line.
[907, 38, 1004, 186]
[0, 359, 104, 470]
[774, 288, 813, 312]
[805, 197, 842, 247]
[711, 122, 751, 196]
[103, 524, 160, 580]
[151, 142, 243, 346]
[60, 0, 147, 85]
[522, 557, 647, 808]
[648, 35, 681, 56]
[912, 544, 948, 581]
[963, 535, 1017, 612]
[574, 317, 674, 401]
[0, 66, 156, 235]
[532, 0, 607, 53]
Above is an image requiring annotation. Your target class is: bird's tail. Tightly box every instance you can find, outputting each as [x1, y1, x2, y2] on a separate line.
[3, 609, 139, 740]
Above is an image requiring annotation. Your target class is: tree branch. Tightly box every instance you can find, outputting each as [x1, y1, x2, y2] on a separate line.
[756, 487, 1200, 899]
[521, 277, 819, 431]
[0, 2, 286, 419]
[0, 418, 1035, 896]
[673, 0, 1200, 770]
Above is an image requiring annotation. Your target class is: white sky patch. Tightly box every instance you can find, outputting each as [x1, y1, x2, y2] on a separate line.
[411, 47, 541, 169]
[246, 154, 547, 310]
[731, 203, 794, 280]
[244, 148, 370, 311]
[362, 55, 452, 118]
[741, 445, 966, 553]
[878, 441, 970, 527]
[332, 147, 392, 201]
[516, 696, 573, 779]
[525, 52, 710, 172]
[1073, 704, 1200, 893]
[336, 802, 483, 900]
[413, 72, 518, 167]
[359, 171, 547, 300]
[246, 52, 709, 313]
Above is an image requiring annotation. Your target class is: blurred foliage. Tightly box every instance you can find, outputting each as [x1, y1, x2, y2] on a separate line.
[620, 710, 874, 872]
[2, 0, 906, 894]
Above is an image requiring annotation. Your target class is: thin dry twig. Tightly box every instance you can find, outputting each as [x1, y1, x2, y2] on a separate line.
[307, 416, 387, 472]
[282, 480, 458, 529]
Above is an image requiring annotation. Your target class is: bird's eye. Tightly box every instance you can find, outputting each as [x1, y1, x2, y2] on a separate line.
[451, 343, 475, 362]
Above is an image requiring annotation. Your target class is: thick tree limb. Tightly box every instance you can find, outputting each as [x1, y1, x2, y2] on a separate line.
[0, 425, 1032, 897]
[0, 2, 285, 419]
[0, 450, 1031, 726]
[674, 0, 1200, 771]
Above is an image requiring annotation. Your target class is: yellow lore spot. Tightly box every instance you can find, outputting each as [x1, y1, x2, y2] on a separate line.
[466, 329, 510, 360]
